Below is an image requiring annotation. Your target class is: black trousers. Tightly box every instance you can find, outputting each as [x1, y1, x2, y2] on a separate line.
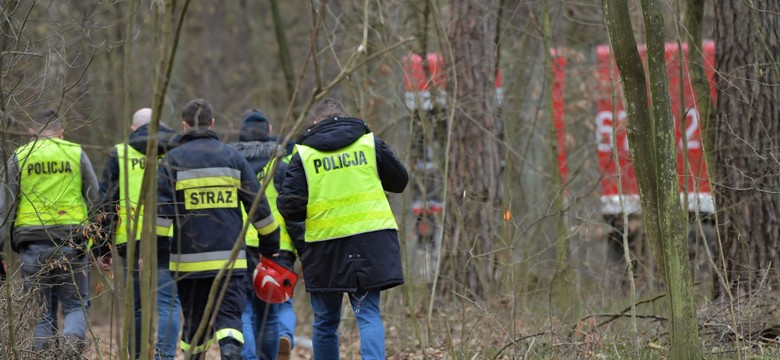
[178, 274, 246, 354]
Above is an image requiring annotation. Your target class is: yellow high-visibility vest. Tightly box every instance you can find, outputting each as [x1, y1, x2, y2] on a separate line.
[297, 133, 397, 242]
[116, 144, 166, 245]
[245, 158, 293, 252]
[14, 138, 88, 228]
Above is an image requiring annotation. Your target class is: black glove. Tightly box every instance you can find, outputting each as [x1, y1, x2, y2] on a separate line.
[0, 259, 7, 281]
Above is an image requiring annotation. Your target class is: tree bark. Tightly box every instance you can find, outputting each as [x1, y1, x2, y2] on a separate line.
[141, 1, 189, 357]
[443, 0, 501, 297]
[603, 0, 701, 357]
[269, 0, 295, 103]
[713, 0, 780, 295]
[684, 0, 713, 163]
[543, 0, 572, 317]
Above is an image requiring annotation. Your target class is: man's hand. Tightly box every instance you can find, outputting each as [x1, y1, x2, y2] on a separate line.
[98, 256, 112, 272]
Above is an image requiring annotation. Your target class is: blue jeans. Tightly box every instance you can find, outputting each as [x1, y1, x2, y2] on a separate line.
[20, 243, 90, 350]
[278, 297, 296, 347]
[241, 294, 258, 360]
[310, 290, 384, 360]
[241, 292, 279, 360]
[276, 254, 296, 348]
[124, 257, 182, 360]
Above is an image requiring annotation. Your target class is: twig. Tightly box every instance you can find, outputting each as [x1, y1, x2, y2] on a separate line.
[1, 50, 42, 56]
[567, 292, 666, 336]
[491, 331, 550, 360]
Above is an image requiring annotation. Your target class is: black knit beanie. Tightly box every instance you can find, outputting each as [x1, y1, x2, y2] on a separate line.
[239, 111, 271, 142]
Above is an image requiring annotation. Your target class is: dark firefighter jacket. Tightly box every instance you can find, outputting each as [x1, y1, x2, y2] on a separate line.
[277, 117, 408, 292]
[156, 129, 279, 279]
[96, 123, 178, 259]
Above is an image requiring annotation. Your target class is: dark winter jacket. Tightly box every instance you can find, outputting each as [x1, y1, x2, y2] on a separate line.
[96, 123, 178, 259]
[229, 139, 304, 287]
[157, 129, 280, 279]
[277, 117, 408, 292]
[229, 139, 286, 189]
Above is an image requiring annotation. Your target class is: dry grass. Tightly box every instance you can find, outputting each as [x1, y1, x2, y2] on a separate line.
[4, 261, 780, 359]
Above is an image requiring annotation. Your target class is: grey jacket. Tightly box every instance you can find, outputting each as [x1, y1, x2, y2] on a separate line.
[0, 137, 100, 252]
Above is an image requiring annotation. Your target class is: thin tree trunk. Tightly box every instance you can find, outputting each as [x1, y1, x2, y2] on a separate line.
[138, 2, 169, 357]
[684, 0, 713, 165]
[121, 2, 138, 359]
[543, 0, 571, 318]
[0, 2, 21, 359]
[269, 0, 295, 103]
[603, 0, 701, 357]
[140, 1, 190, 358]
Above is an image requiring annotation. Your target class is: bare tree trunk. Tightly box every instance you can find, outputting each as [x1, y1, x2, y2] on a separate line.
[684, 0, 713, 162]
[542, 0, 571, 317]
[443, 0, 501, 297]
[139, 1, 189, 358]
[120, 2, 138, 359]
[269, 0, 295, 103]
[603, 0, 701, 358]
[1, 3, 21, 359]
[713, 0, 780, 296]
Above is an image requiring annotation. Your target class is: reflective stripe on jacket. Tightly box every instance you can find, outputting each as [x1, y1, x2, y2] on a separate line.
[156, 130, 279, 277]
[170, 250, 247, 273]
[297, 133, 397, 242]
[14, 138, 87, 228]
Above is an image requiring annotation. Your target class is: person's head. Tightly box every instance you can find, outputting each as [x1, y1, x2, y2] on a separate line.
[181, 99, 214, 131]
[131, 108, 152, 131]
[239, 109, 273, 142]
[308, 98, 348, 124]
[29, 109, 63, 138]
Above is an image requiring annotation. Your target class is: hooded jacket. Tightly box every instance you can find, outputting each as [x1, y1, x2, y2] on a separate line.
[229, 139, 304, 288]
[156, 129, 280, 279]
[277, 117, 408, 292]
[96, 123, 178, 259]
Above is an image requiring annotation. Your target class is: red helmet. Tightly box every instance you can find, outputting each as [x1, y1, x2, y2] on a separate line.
[253, 257, 298, 304]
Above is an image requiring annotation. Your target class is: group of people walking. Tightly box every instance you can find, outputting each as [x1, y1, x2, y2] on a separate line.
[0, 97, 408, 360]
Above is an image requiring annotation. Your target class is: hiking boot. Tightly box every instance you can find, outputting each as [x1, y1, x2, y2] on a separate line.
[278, 336, 292, 360]
[220, 343, 242, 360]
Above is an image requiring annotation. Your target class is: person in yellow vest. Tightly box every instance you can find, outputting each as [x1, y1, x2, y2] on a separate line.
[229, 110, 305, 360]
[156, 99, 280, 360]
[0, 109, 99, 355]
[94, 108, 181, 359]
[277, 98, 408, 359]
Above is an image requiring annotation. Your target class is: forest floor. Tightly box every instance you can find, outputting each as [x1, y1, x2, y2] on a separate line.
[5, 240, 780, 359]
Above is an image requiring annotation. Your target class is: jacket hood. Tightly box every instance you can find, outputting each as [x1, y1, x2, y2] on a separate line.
[128, 123, 178, 155]
[228, 140, 281, 162]
[298, 117, 370, 151]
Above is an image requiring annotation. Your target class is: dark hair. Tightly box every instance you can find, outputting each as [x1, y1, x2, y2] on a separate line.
[182, 99, 213, 128]
[309, 98, 348, 123]
[31, 109, 62, 132]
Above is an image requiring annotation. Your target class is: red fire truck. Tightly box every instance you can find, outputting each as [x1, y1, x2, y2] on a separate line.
[554, 41, 717, 268]
[402, 44, 717, 278]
